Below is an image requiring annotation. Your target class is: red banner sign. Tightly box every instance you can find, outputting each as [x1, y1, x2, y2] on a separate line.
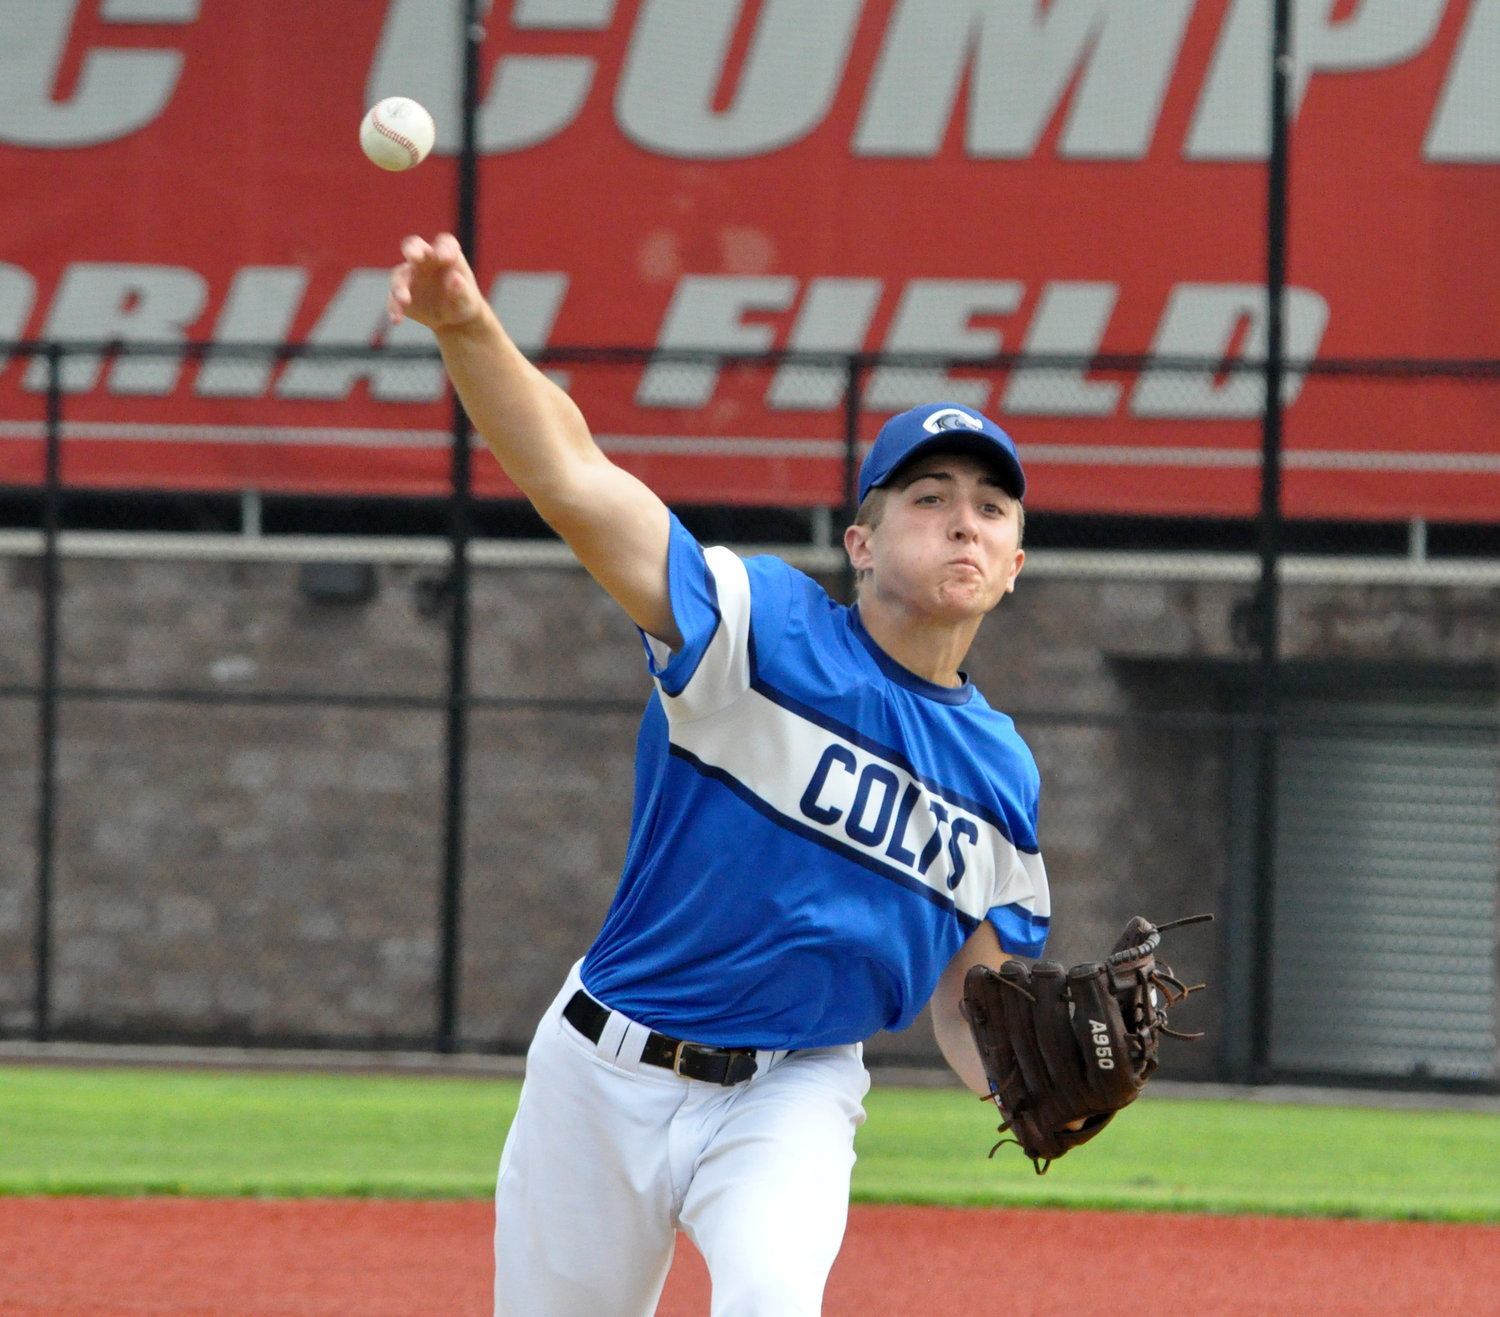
[2, 0, 1498, 520]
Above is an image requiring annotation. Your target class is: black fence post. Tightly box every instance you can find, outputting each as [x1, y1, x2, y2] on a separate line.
[838, 355, 865, 604]
[32, 343, 64, 1043]
[1247, 0, 1293, 1085]
[435, 1, 484, 1055]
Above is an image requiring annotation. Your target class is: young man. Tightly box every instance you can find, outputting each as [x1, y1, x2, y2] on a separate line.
[388, 234, 1049, 1317]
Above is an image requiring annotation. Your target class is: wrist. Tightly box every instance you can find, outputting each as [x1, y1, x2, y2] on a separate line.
[432, 302, 501, 343]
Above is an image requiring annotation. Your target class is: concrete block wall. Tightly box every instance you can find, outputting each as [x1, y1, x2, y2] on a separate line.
[2, 547, 1495, 1077]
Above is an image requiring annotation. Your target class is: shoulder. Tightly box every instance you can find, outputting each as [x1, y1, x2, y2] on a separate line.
[969, 697, 1039, 775]
[710, 548, 837, 628]
[952, 694, 1043, 820]
[739, 548, 823, 593]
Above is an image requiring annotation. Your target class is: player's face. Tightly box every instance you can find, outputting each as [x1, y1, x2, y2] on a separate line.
[848, 453, 1024, 622]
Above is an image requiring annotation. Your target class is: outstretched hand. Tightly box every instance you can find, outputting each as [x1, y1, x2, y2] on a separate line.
[387, 233, 487, 331]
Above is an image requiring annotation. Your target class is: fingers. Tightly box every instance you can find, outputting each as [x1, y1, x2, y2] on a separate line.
[400, 234, 433, 266]
[400, 232, 463, 269]
[388, 234, 477, 326]
[388, 235, 439, 324]
[386, 274, 409, 325]
[387, 244, 418, 324]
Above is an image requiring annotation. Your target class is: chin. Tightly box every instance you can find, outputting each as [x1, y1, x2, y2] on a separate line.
[932, 590, 992, 620]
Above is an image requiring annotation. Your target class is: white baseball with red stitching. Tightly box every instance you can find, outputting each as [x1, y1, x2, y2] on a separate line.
[359, 97, 436, 172]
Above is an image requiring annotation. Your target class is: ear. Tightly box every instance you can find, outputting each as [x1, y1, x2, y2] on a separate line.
[1003, 547, 1025, 594]
[844, 521, 874, 573]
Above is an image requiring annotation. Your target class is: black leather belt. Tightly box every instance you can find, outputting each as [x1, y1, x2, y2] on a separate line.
[563, 990, 761, 1086]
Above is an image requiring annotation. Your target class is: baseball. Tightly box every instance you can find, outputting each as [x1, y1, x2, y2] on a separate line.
[359, 97, 436, 171]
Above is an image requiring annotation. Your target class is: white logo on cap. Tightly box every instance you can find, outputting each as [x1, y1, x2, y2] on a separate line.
[922, 408, 985, 435]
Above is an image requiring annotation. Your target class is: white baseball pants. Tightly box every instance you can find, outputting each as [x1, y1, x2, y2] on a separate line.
[494, 963, 870, 1317]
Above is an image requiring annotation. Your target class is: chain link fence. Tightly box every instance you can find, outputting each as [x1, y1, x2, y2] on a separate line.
[1, 342, 1497, 1092]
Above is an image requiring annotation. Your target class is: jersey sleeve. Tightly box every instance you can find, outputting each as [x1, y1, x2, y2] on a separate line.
[986, 852, 1051, 957]
[985, 764, 1051, 958]
[638, 513, 761, 722]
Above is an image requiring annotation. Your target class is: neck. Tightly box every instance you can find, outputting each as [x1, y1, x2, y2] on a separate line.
[855, 598, 982, 687]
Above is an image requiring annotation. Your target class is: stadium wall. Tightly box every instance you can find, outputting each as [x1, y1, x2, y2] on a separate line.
[4, 546, 1496, 1077]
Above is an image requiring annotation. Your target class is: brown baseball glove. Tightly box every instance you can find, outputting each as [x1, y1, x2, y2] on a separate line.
[960, 913, 1213, 1173]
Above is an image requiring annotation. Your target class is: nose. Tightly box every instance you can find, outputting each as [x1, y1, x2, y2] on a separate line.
[949, 503, 980, 540]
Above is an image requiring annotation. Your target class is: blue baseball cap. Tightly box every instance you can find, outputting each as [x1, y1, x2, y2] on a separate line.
[858, 403, 1025, 505]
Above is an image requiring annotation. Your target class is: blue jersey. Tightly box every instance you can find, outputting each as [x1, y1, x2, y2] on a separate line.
[580, 515, 1050, 1050]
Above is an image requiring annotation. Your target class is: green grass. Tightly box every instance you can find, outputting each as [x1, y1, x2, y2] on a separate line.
[0, 1066, 513, 1198]
[857, 1086, 1500, 1221]
[2, 1064, 1498, 1221]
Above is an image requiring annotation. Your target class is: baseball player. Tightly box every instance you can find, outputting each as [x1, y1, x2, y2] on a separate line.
[388, 234, 1049, 1317]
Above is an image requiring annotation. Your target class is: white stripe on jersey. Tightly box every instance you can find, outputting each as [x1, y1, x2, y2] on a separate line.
[668, 687, 1040, 921]
[653, 545, 754, 719]
[657, 547, 1044, 924]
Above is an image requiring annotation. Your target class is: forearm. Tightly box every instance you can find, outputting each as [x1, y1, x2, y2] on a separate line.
[932, 920, 1006, 1097]
[933, 997, 990, 1097]
[435, 305, 679, 642]
[391, 233, 677, 642]
[432, 307, 604, 515]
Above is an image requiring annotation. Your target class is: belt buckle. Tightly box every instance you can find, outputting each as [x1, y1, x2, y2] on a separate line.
[673, 1039, 757, 1085]
[672, 1039, 738, 1082]
[671, 1039, 703, 1078]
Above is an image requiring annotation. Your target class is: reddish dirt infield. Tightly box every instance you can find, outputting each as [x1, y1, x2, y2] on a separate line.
[2, 1196, 1496, 1316]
